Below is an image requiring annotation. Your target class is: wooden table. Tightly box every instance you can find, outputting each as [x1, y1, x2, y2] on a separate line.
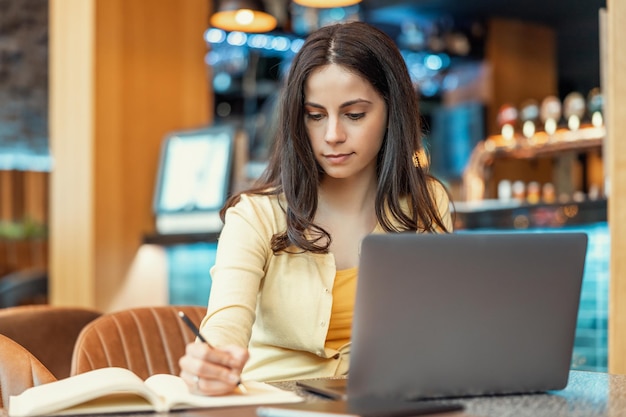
[1, 370, 624, 417]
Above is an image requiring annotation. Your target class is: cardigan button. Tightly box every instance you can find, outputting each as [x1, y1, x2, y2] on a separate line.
[320, 321, 326, 327]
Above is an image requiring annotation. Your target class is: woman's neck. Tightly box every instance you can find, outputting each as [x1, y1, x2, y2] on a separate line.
[318, 173, 377, 215]
[316, 174, 378, 269]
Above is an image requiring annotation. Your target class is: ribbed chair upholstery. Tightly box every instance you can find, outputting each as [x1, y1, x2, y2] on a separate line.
[0, 304, 102, 379]
[0, 333, 56, 409]
[70, 305, 207, 380]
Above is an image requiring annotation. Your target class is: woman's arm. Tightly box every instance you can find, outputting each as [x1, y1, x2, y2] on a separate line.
[200, 193, 277, 348]
[179, 194, 276, 395]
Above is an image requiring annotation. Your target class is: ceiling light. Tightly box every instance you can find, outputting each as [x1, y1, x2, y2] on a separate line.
[293, 0, 362, 7]
[210, 0, 277, 33]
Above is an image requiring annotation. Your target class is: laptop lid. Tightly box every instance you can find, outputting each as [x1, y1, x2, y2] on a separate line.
[346, 231, 587, 400]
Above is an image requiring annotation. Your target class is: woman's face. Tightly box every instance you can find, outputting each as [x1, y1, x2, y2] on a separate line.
[304, 64, 388, 182]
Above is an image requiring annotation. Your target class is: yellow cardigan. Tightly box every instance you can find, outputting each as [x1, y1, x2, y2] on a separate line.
[200, 182, 452, 382]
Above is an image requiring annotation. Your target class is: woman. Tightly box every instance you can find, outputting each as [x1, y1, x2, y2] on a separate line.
[179, 21, 453, 395]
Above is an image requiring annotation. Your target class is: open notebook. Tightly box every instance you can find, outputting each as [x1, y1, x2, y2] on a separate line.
[298, 231, 588, 401]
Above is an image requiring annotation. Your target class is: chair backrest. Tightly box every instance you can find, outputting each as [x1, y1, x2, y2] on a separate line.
[0, 304, 102, 379]
[0, 333, 56, 409]
[70, 305, 207, 379]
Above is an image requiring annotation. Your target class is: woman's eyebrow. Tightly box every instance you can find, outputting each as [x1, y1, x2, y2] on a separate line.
[304, 98, 373, 109]
[304, 101, 325, 109]
[340, 99, 372, 108]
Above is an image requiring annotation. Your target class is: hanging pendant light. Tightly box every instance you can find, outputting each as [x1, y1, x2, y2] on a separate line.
[293, 0, 362, 8]
[210, 0, 277, 33]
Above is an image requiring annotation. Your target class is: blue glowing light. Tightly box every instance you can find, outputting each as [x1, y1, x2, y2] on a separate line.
[271, 37, 290, 52]
[213, 72, 232, 92]
[204, 28, 226, 44]
[290, 38, 305, 53]
[226, 31, 247, 46]
[424, 54, 443, 71]
[248, 34, 269, 49]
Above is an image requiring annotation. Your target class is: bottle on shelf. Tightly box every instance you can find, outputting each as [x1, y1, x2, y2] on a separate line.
[540, 95, 562, 136]
[563, 91, 586, 133]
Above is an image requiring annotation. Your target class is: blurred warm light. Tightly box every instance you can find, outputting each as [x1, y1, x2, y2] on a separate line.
[211, 9, 276, 32]
[568, 115, 581, 132]
[592, 111, 603, 127]
[501, 124, 515, 141]
[235, 9, 254, 25]
[522, 120, 535, 139]
[545, 119, 557, 135]
[293, 0, 362, 7]
[210, 0, 277, 33]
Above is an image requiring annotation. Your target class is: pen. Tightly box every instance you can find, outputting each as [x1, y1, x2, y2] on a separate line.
[177, 311, 248, 394]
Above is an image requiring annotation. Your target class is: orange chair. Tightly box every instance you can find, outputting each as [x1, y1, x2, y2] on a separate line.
[0, 333, 56, 409]
[71, 305, 206, 379]
[0, 304, 102, 379]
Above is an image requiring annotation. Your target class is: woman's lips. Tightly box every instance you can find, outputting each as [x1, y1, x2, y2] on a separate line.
[324, 153, 352, 164]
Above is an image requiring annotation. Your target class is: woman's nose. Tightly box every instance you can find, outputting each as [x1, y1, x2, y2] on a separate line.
[325, 117, 346, 143]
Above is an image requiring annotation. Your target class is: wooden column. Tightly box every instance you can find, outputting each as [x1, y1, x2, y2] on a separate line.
[49, 0, 210, 310]
[608, 0, 626, 374]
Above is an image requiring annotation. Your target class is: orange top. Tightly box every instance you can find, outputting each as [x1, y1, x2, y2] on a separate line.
[325, 267, 357, 350]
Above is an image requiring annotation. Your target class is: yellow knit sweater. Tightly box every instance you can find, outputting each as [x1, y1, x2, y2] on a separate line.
[200, 182, 452, 382]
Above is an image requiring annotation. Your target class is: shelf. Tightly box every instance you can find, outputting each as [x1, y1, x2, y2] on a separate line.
[462, 125, 605, 202]
[142, 232, 220, 246]
[484, 125, 605, 160]
[454, 199, 607, 230]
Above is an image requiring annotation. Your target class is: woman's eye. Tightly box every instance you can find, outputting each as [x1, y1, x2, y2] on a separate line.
[306, 113, 324, 121]
[346, 113, 365, 121]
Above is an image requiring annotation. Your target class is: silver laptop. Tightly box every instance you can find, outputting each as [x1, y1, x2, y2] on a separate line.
[298, 231, 588, 401]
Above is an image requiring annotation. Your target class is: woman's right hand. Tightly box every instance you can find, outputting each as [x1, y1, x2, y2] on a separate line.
[179, 342, 249, 396]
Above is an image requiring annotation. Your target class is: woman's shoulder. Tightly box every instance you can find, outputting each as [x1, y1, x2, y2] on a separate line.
[426, 178, 453, 231]
[426, 178, 450, 203]
[399, 178, 449, 206]
[396, 178, 452, 232]
[226, 191, 287, 230]
[235, 191, 286, 211]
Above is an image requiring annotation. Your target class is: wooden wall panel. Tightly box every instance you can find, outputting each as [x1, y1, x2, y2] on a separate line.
[485, 19, 558, 136]
[608, 0, 626, 374]
[49, 0, 96, 306]
[23, 171, 49, 225]
[0, 171, 14, 221]
[0, 170, 25, 222]
[49, 0, 210, 310]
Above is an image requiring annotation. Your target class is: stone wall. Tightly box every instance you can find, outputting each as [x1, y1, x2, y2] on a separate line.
[0, 0, 48, 168]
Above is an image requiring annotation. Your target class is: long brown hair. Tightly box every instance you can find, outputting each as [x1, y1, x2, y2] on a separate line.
[221, 21, 451, 254]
